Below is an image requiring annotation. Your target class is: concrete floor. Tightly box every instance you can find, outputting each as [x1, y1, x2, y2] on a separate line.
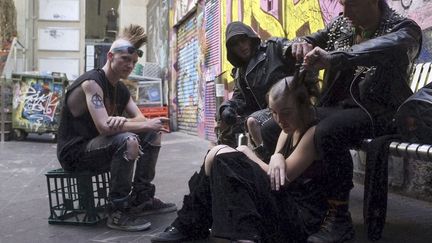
[0, 132, 431, 243]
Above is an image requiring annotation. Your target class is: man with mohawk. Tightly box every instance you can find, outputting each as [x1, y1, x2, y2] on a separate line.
[57, 24, 176, 231]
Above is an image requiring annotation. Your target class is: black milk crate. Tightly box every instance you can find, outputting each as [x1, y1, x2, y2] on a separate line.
[45, 168, 110, 225]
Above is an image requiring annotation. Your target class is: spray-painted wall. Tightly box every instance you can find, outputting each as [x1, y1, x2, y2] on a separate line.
[220, 0, 343, 85]
[169, 0, 432, 139]
[11, 76, 65, 133]
[169, 0, 204, 135]
[203, 0, 221, 142]
[169, 0, 343, 138]
[388, 0, 432, 62]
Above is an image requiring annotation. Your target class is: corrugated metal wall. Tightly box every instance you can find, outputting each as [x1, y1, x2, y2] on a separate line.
[204, 0, 220, 142]
[176, 14, 199, 135]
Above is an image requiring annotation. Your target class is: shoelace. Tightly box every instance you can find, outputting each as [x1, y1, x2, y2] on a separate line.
[165, 226, 177, 233]
[320, 209, 338, 231]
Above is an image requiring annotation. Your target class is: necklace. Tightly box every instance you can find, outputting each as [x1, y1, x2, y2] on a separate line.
[353, 26, 378, 45]
[360, 29, 376, 39]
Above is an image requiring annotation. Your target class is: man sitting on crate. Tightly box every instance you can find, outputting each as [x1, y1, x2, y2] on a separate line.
[56, 24, 176, 232]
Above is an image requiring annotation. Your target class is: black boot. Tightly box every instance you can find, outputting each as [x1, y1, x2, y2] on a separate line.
[307, 200, 355, 243]
[151, 226, 192, 242]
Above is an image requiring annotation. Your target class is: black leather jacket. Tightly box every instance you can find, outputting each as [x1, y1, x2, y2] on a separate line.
[303, 4, 422, 131]
[219, 37, 295, 117]
[218, 21, 295, 119]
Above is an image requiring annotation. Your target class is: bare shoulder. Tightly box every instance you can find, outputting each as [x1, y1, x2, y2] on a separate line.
[67, 83, 87, 117]
[81, 80, 102, 94]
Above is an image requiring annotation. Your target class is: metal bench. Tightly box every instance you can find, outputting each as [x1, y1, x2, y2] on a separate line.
[354, 62, 432, 199]
[378, 62, 432, 159]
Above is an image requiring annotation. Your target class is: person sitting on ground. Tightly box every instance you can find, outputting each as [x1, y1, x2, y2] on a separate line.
[216, 21, 296, 161]
[56, 24, 176, 232]
[151, 70, 326, 243]
[287, 0, 422, 242]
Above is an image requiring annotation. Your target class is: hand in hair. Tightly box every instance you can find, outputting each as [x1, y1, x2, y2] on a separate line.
[303, 47, 331, 70]
[291, 40, 313, 62]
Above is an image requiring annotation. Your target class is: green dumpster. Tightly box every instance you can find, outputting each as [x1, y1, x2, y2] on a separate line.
[11, 72, 68, 140]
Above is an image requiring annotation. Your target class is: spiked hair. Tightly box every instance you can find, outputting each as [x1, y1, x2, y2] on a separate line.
[118, 24, 147, 49]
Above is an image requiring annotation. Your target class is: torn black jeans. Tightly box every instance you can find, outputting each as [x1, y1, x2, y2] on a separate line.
[75, 131, 160, 206]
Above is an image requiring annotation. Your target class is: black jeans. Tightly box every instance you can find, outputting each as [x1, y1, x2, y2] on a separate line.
[314, 107, 375, 200]
[76, 131, 160, 206]
[173, 152, 326, 242]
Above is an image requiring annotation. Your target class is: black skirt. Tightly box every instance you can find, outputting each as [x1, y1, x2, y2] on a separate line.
[210, 152, 327, 242]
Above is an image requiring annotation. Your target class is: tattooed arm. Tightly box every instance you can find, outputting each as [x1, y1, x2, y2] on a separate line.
[82, 80, 168, 135]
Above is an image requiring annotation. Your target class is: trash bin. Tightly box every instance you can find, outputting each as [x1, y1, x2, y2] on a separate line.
[11, 72, 68, 140]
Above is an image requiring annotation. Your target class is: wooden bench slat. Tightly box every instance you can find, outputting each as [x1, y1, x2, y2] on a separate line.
[410, 63, 424, 92]
[417, 62, 431, 92]
[392, 62, 432, 159]
[362, 63, 432, 159]
[426, 62, 432, 86]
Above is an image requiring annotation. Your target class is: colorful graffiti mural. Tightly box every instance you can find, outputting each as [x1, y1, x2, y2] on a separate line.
[170, 0, 345, 138]
[12, 77, 64, 133]
[174, 0, 200, 22]
[221, 0, 342, 85]
[170, 0, 432, 139]
[388, 0, 432, 62]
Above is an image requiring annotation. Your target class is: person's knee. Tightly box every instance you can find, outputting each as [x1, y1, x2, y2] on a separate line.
[236, 145, 249, 153]
[247, 117, 260, 131]
[247, 117, 262, 145]
[125, 135, 140, 161]
[214, 145, 237, 155]
[204, 145, 236, 175]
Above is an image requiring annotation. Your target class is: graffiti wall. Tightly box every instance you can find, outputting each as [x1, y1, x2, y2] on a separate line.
[169, 0, 205, 135]
[169, 0, 344, 138]
[171, 0, 432, 139]
[388, 0, 432, 62]
[12, 77, 64, 133]
[220, 0, 342, 87]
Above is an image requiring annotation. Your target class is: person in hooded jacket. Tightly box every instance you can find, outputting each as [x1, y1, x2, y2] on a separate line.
[216, 21, 296, 161]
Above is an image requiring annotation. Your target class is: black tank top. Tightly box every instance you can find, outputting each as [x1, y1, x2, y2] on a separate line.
[56, 69, 130, 169]
[280, 117, 324, 185]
